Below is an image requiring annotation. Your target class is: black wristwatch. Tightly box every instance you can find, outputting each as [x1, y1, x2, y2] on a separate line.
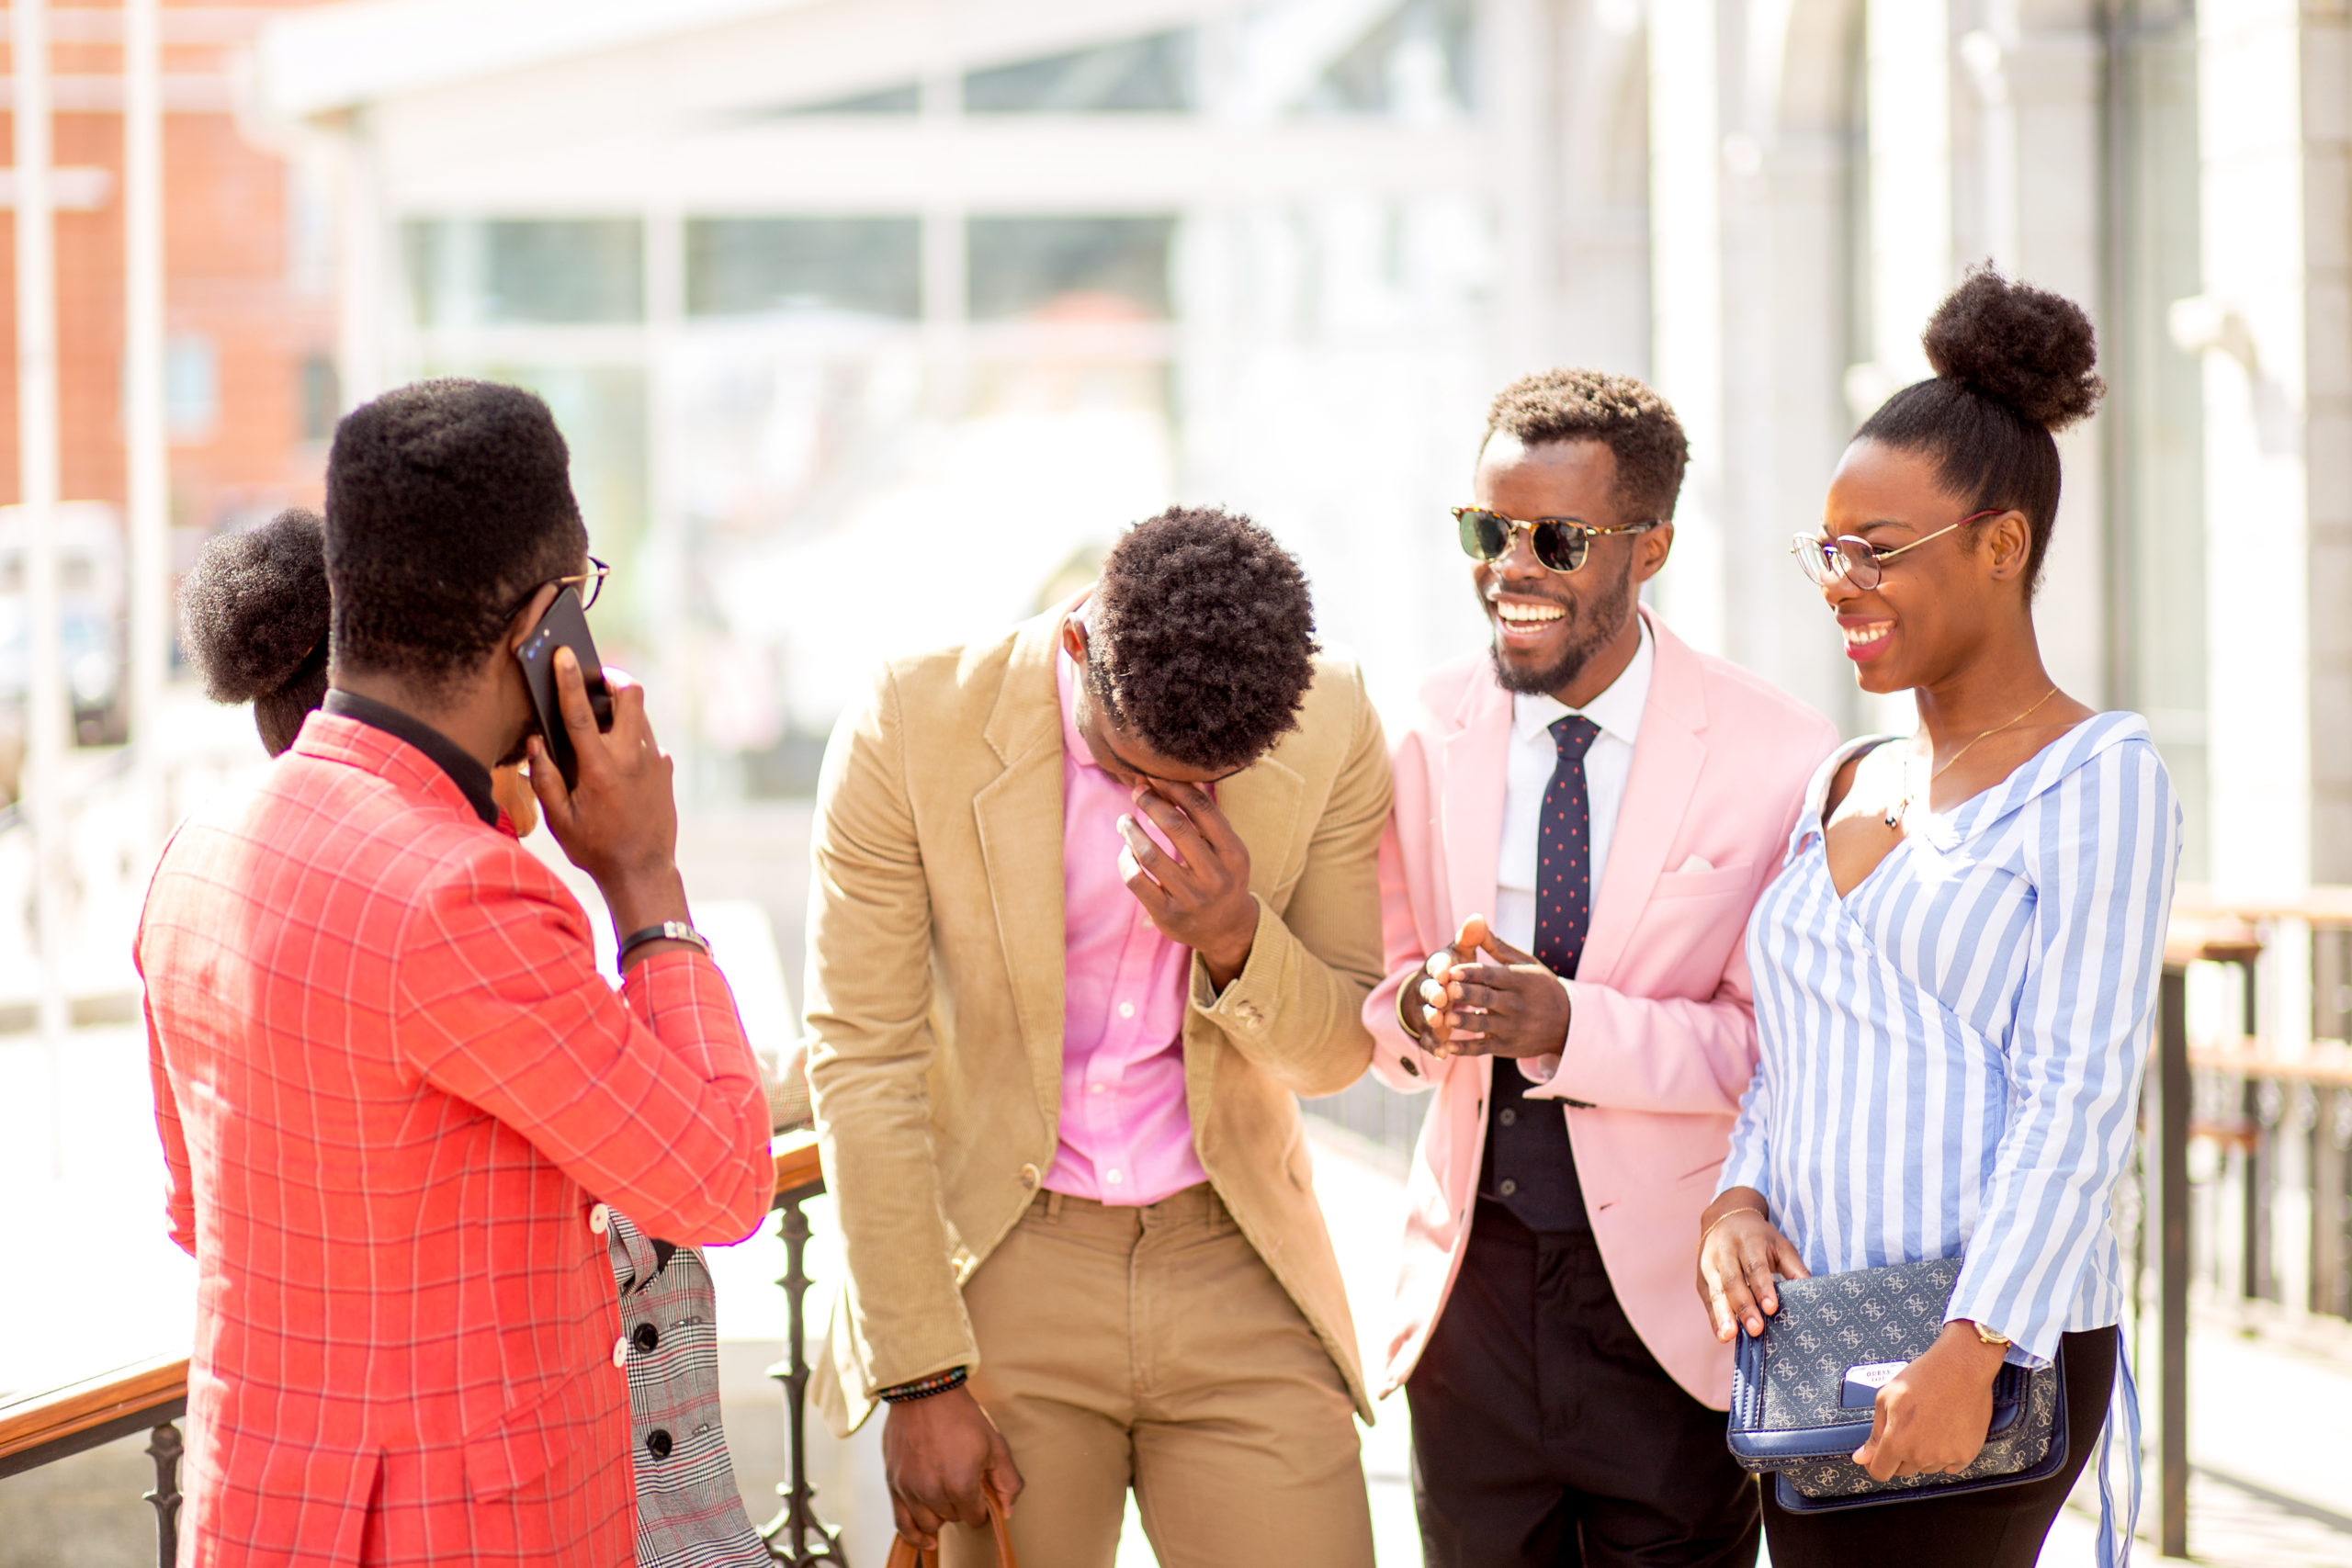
[617, 919, 710, 968]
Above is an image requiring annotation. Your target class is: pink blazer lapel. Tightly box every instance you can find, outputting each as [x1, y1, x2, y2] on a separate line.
[1581, 610, 1711, 986]
[1438, 673, 1512, 942]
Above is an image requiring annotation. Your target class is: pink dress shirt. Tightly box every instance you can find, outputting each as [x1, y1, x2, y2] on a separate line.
[1046, 651, 1210, 1205]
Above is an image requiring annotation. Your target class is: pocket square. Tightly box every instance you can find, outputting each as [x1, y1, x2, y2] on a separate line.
[1676, 853, 1714, 874]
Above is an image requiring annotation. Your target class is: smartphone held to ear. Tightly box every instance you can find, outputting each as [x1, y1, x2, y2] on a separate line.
[516, 587, 614, 790]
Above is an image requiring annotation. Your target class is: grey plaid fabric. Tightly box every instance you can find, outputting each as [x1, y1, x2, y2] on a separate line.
[606, 1208, 772, 1568]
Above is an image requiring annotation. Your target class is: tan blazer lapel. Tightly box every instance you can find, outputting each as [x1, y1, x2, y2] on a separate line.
[1216, 754, 1306, 902]
[1582, 610, 1710, 986]
[975, 610, 1070, 1117]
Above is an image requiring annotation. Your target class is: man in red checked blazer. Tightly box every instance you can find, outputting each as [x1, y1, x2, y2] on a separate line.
[138, 379, 775, 1566]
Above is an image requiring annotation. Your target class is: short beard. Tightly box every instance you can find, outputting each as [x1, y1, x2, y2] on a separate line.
[1486, 556, 1637, 698]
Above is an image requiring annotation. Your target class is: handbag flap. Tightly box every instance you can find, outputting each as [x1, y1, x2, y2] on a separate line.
[1727, 1257, 2023, 1461]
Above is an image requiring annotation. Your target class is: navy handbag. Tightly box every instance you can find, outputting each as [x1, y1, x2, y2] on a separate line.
[1724, 1256, 2071, 1512]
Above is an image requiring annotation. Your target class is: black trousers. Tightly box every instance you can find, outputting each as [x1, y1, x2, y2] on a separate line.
[1406, 1201, 1760, 1568]
[1758, 1326, 2119, 1568]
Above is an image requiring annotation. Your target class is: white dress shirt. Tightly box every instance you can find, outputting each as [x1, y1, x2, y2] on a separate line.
[1492, 619, 1653, 954]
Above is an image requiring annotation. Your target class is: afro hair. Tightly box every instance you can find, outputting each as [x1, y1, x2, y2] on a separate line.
[178, 507, 331, 755]
[324, 378, 587, 690]
[1856, 266, 2105, 593]
[1482, 368, 1690, 525]
[1085, 505, 1318, 773]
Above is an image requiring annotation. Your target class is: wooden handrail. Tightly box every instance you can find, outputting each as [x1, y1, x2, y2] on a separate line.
[0, 1353, 187, 1470]
[2188, 1039, 2352, 1089]
[2170, 884, 2352, 929]
[2, 1139, 831, 1475]
[773, 1129, 823, 1199]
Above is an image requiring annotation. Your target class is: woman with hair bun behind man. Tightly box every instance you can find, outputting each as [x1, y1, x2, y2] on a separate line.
[177, 505, 774, 1568]
[1695, 271, 2181, 1566]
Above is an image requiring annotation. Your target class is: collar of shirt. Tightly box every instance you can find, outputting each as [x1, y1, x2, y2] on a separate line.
[322, 688, 500, 826]
[1057, 648, 1098, 769]
[1509, 615, 1655, 746]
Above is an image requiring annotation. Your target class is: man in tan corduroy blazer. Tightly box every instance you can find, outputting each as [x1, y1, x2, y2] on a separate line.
[805, 508, 1390, 1568]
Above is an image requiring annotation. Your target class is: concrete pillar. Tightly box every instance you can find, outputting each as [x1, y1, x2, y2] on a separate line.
[2189, 0, 2345, 912]
[1645, 0, 1729, 656]
[1986, 3, 2109, 705]
[1645, 0, 1861, 717]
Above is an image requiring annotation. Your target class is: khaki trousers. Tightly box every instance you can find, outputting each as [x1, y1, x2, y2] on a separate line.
[944, 1184, 1374, 1568]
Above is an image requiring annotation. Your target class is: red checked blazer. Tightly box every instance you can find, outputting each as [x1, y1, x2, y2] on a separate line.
[138, 712, 773, 1567]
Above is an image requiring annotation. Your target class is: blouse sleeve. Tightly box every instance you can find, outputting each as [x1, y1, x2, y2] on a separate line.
[1718, 1059, 1775, 1204]
[1947, 740, 2181, 1363]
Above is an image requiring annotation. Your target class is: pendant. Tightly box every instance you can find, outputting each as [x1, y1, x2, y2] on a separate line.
[1883, 799, 1905, 829]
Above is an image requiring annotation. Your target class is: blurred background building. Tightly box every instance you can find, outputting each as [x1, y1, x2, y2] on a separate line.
[6, 2, 2352, 1563]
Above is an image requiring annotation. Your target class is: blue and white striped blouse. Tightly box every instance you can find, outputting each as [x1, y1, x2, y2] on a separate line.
[1720, 710, 2182, 1363]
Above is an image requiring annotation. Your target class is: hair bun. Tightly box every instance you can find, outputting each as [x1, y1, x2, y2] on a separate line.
[1921, 267, 2104, 433]
[179, 507, 330, 704]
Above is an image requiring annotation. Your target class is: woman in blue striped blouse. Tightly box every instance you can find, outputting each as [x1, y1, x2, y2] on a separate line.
[1695, 272, 2181, 1566]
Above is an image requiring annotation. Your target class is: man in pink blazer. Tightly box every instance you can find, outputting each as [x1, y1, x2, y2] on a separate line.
[1364, 369, 1837, 1567]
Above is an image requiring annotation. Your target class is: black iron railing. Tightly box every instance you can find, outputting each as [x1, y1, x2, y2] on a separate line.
[0, 1353, 187, 1566]
[762, 1133, 847, 1566]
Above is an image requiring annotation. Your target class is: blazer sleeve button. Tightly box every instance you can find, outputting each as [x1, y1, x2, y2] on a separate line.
[1018, 1164, 1041, 1189]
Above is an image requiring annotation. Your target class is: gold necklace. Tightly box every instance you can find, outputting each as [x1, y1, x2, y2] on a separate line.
[1883, 686, 2061, 829]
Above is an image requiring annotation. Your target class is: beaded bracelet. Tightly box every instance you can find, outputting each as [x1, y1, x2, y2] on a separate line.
[877, 1367, 969, 1404]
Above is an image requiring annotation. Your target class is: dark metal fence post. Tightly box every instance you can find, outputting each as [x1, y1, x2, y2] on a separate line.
[144, 1420, 182, 1568]
[761, 1184, 846, 1567]
[2154, 965, 2191, 1559]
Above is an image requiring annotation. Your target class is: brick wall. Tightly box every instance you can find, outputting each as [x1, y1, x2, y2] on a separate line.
[0, 0, 337, 536]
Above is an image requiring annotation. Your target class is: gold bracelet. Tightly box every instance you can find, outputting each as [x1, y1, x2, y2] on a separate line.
[1396, 975, 1427, 1042]
[1697, 1204, 1770, 1255]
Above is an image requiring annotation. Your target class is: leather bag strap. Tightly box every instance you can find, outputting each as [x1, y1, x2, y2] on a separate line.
[884, 1491, 1018, 1568]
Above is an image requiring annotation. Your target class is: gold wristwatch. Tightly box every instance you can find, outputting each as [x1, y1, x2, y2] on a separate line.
[1970, 1321, 2012, 1348]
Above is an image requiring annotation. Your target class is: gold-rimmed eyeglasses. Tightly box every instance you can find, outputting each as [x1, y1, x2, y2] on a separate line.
[1789, 510, 1999, 590]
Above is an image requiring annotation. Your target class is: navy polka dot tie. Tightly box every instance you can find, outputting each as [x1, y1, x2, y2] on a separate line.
[1534, 716, 1602, 980]
[1481, 713, 1602, 1234]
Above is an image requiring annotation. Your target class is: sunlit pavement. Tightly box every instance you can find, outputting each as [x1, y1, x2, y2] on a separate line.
[15, 1027, 2352, 1567]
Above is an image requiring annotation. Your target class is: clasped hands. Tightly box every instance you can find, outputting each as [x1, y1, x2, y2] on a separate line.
[1407, 914, 1571, 1059]
[1696, 1194, 2007, 1482]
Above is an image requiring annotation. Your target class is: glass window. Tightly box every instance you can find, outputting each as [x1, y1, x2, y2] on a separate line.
[299, 355, 339, 442]
[1298, 0, 1475, 118]
[403, 219, 644, 327]
[770, 82, 921, 116]
[964, 31, 1193, 113]
[967, 216, 1176, 321]
[164, 333, 218, 440]
[686, 218, 922, 320]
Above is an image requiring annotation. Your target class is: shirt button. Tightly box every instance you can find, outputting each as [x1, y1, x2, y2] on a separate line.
[1090, 1082, 1106, 1094]
[1498, 1179, 1520, 1197]
[1117, 1000, 1136, 1019]
[588, 1203, 611, 1235]
[612, 1336, 629, 1369]
[1498, 1108, 1518, 1126]
[1105, 1168, 1124, 1185]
